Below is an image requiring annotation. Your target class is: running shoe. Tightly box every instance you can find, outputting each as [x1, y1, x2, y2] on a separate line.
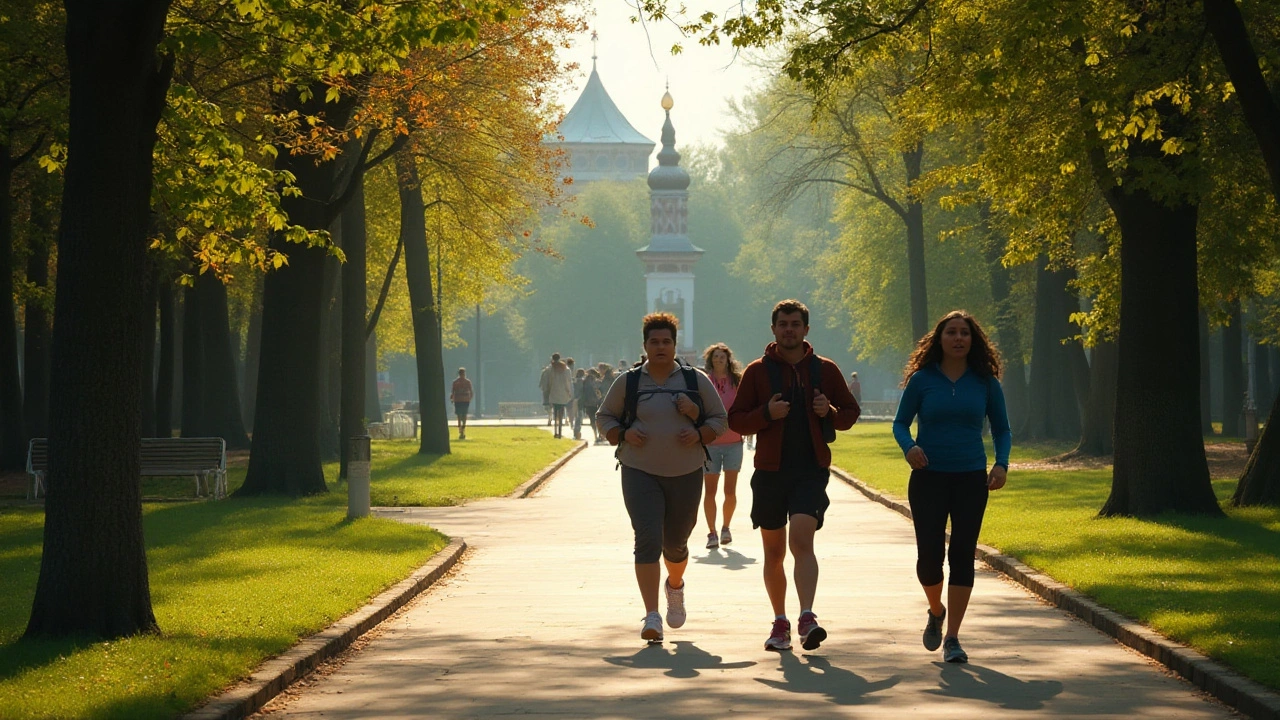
[706, 531, 719, 549]
[764, 618, 792, 651]
[665, 579, 687, 628]
[720, 526, 733, 546]
[798, 611, 827, 650]
[641, 611, 663, 643]
[943, 636, 968, 663]
[923, 608, 946, 651]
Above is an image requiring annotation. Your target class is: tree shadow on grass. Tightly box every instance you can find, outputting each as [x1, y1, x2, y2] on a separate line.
[603, 641, 756, 678]
[693, 548, 757, 571]
[755, 652, 901, 705]
[927, 661, 1063, 710]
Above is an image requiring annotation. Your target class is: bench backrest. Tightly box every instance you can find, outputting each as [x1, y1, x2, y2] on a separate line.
[28, 437, 226, 476]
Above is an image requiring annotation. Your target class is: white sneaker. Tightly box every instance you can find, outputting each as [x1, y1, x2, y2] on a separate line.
[641, 611, 663, 643]
[706, 531, 719, 549]
[665, 579, 687, 629]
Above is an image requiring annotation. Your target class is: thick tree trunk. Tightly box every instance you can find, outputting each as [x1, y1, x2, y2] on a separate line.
[0, 158, 27, 470]
[191, 271, 249, 448]
[902, 144, 928, 342]
[25, 0, 171, 639]
[1199, 309, 1214, 435]
[1075, 341, 1117, 456]
[981, 213, 1028, 430]
[1234, 392, 1280, 506]
[1024, 257, 1083, 440]
[241, 87, 358, 496]
[22, 230, 51, 440]
[1100, 191, 1220, 516]
[366, 331, 383, 424]
[396, 149, 450, 455]
[339, 167, 367, 479]
[140, 269, 157, 438]
[155, 279, 175, 438]
[241, 276, 262, 433]
[1222, 300, 1244, 437]
[171, 290, 183, 425]
[317, 251, 341, 462]
[1254, 341, 1274, 420]
[180, 282, 204, 437]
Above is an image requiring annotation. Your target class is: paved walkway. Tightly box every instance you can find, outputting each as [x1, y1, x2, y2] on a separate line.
[258, 442, 1233, 718]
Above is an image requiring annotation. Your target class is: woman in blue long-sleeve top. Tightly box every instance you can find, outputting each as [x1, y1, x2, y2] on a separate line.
[893, 310, 1012, 664]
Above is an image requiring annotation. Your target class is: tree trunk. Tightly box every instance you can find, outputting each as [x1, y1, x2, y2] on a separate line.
[317, 249, 342, 462]
[1199, 309, 1214, 435]
[22, 229, 51, 440]
[1024, 257, 1083, 441]
[0, 156, 27, 470]
[396, 149, 450, 455]
[25, 0, 171, 639]
[1075, 340, 1117, 456]
[366, 331, 383, 424]
[171, 290, 183, 425]
[339, 165, 367, 480]
[1234, 391, 1280, 506]
[902, 144, 928, 342]
[981, 211, 1028, 430]
[139, 268, 157, 438]
[1254, 341, 1274, 420]
[241, 275, 262, 433]
[180, 282, 204, 436]
[240, 86, 357, 496]
[192, 271, 249, 448]
[155, 279, 174, 438]
[1222, 300, 1244, 437]
[1100, 191, 1220, 516]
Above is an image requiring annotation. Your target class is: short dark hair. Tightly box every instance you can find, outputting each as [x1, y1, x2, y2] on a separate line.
[642, 312, 679, 342]
[566, 357, 575, 366]
[551, 352, 561, 362]
[772, 299, 809, 326]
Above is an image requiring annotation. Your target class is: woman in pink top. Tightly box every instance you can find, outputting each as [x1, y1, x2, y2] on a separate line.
[702, 343, 745, 549]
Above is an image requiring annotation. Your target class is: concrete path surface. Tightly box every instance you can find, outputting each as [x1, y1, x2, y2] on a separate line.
[256, 442, 1233, 719]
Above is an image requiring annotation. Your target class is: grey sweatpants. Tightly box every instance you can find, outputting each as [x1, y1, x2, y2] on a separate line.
[621, 465, 703, 564]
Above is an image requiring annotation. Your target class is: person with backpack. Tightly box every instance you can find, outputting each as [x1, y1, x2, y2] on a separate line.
[580, 367, 605, 444]
[701, 342, 744, 550]
[728, 299, 861, 652]
[894, 310, 1011, 665]
[597, 312, 727, 644]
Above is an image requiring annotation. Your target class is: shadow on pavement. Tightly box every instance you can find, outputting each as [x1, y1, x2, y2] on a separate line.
[755, 651, 901, 705]
[693, 548, 757, 570]
[603, 640, 757, 678]
[928, 661, 1064, 710]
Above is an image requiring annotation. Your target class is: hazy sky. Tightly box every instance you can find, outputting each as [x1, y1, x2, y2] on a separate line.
[553, 0, 773, 152]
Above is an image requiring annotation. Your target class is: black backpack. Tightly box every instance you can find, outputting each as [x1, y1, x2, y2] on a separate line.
[761, 354, 836, 444]
[615, 362, 710, 468]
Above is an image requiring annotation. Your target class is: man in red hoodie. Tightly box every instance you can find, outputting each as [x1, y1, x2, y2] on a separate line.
[728, 299, 861, 652]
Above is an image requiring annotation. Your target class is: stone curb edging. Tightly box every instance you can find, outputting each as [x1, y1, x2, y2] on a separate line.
[181, 539, 468, 720]
[508, 440, 588, 498]
[829, 465, 1280, 720]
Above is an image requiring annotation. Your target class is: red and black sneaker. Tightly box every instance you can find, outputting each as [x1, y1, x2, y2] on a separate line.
[798, 611, 827, 650]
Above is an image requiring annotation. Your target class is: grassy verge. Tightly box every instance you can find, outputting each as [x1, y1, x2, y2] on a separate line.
[0, 427, 571, 718]
[831, 422, 1280, 692]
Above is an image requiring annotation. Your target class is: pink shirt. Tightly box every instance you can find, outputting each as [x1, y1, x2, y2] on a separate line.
[709, 374, 743, 445]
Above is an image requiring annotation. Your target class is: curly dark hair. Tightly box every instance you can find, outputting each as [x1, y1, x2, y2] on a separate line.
[771, 299, 809, 326]
[901, 310, 1002, 386]
[701, 342, 742, 386]
[642, 312, 679, 342]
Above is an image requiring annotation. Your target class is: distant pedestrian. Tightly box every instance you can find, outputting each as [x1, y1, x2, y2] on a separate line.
[580, 368, 605, 444]
[893, 310, 1011, 665]
[728, 299, 861, 653]
[848, 371, 862, 405]
[567, 358, 580, 438]
[538, 357, 554, 426]
[548, 353, 573, 438]
[598, 313, 727, 644]
[450, 368, 474, 440]
[701, 342, 744, 551]
[572, 367, 586, 440]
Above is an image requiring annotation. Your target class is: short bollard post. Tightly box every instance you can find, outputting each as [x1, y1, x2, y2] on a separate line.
[348, 435, 372, 520]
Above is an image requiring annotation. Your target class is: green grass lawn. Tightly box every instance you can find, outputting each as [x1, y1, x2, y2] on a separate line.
[831, 422, 1280, 692]
[0, 427, 572, 719]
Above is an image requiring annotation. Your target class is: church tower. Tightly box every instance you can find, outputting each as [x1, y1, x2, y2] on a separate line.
[637, 90, 703, 357]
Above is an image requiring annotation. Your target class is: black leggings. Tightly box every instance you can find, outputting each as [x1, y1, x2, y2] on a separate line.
[907, 468, 989, 588]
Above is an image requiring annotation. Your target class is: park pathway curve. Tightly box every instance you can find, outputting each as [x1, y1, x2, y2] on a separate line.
[256, 440, 1234, 719]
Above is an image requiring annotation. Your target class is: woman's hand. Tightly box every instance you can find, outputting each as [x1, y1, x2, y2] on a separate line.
[624, 428, 648, 448]
[987, 464, 1007, 490]
[905, 445, 929, 470]
[675, 393, 700, 420]
[676, 427, 701, 446]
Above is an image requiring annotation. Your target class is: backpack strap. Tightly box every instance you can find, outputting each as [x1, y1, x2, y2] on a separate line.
[762, 355, 784, 397]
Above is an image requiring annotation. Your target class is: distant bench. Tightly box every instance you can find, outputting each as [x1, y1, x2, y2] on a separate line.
[859, 400, 897, 419]
[26, 437, 228, 500]
[497, 402, 547, 419]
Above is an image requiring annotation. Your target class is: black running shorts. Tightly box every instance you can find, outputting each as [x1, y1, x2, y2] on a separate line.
[749, 467, 831, 531]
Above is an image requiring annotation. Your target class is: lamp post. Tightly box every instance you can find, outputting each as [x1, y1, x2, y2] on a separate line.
[474, 303, 482, 418]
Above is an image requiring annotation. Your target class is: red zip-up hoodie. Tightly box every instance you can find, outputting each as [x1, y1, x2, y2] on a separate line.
[727, 342, 861, 470]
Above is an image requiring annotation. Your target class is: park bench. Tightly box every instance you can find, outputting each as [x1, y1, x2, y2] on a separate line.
[859, 400, 898, 419]
[26, 437, 228, 500]
[498, 401, 546, 419]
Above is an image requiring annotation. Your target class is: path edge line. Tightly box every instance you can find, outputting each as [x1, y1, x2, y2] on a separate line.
[509, 439, 587, 498]
[180, 538, 468, 720]
[830, 465, 1280, 720]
